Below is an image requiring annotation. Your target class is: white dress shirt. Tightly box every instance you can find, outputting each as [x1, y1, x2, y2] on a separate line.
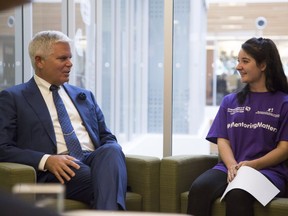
[34, 74, 95, 170]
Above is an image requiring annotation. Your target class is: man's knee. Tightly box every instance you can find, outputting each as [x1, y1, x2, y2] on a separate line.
[98, 144, 124, 159]
[100, 143, 122, 152]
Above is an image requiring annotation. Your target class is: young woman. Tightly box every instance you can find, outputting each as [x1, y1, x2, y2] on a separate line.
[187, 37, 288, 216]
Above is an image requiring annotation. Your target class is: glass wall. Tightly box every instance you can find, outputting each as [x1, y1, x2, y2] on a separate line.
[32, 1, 62, 34]
[206, 1, 288, 106]
[0, 6, 23, 90]
[171, 0, 209, 155]
[92, 0, 165, 156]
[14, 0, 167, 157]
[1, 0, 287, 158]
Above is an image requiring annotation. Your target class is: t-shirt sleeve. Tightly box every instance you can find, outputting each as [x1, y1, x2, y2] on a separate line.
[276, 99, 288, 142]
[206, 98, 229, 144]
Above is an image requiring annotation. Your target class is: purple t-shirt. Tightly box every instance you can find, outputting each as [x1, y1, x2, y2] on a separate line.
[207, 91, 288, 193]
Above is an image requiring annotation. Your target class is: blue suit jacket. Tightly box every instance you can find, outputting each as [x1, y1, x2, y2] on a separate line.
[0, 78, 118, 171]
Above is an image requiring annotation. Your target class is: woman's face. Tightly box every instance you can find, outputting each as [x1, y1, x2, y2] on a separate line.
[236, 48, 266, 88]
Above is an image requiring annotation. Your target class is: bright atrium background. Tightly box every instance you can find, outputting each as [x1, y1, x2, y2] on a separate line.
[0, 0, 287, 158]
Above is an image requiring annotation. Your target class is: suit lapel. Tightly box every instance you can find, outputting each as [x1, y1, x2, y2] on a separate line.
[63, 84, 92, 126]
[63, 84, 97, 143]
[22, 78, 56, 144]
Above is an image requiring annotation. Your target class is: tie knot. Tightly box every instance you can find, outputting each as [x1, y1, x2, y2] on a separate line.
[50, 85, 59, 92]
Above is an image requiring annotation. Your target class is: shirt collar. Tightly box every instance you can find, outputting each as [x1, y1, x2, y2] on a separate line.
[34, 74, 65, 93]
[34, 74, 53, 91]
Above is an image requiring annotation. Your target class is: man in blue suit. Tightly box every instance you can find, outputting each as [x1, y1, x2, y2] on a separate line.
[0, 30, 127, 210]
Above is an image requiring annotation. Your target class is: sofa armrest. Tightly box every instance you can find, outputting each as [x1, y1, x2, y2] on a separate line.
[160, 154, 218, 213]
[125, 154, 160, 212]
[0, 162, 36, 192]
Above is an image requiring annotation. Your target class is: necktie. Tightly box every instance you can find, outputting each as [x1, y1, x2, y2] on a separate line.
[50, 85, 83, 160]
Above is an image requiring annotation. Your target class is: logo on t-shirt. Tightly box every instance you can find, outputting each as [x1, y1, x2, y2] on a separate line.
[267, 108, 273, 112]
[255, 108, 280, 118]
[228, 106, 251, 115]
[245, 106, 251, 112]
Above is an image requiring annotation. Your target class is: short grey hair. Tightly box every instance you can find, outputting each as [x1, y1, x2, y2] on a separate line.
[28, 30, 72, 70]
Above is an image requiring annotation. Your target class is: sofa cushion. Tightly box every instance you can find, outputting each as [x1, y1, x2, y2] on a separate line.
[43, 192, 142, 212]
[181, 191, 288, 216]
[126, 192, 142, 211]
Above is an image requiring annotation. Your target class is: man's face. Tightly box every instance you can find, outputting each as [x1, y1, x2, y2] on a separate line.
[36, 42, 73, 86]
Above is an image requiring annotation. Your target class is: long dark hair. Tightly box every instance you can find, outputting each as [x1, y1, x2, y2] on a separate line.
[236, 37, 288, 104]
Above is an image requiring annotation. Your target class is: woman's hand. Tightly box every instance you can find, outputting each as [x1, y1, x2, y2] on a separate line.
[237, 160, 257, 170]
[227, 160, 258, 182]
[227, 164, 239, 183]
[217, 138, 239, 183]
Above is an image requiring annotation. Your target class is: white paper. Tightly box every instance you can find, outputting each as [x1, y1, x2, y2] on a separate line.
[220, 166, 280, 206]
